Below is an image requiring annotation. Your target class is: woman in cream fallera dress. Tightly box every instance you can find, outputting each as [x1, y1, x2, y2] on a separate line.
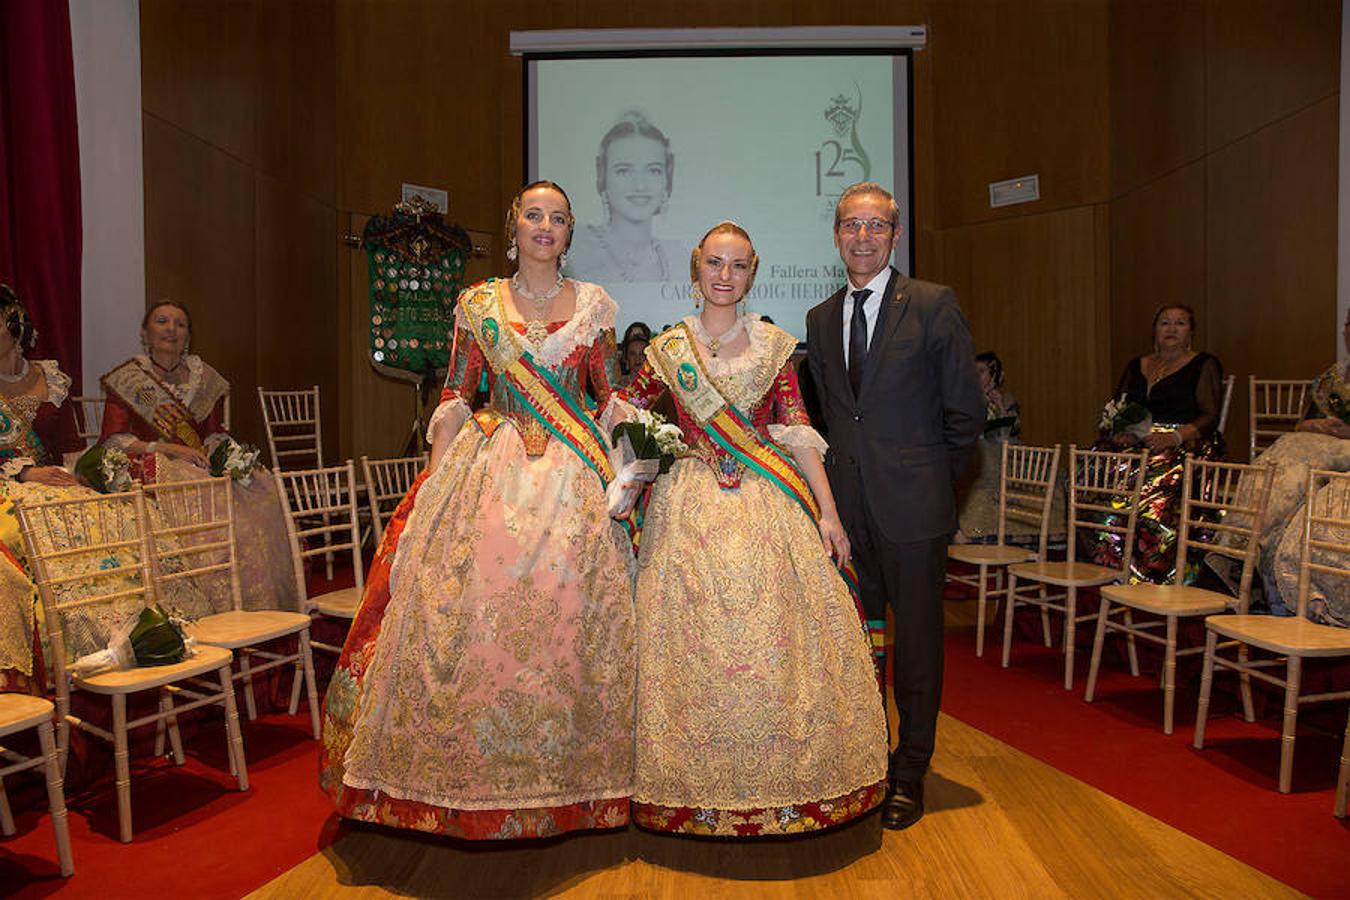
[612, 222, 887, 837]
[321, 182, 637, 839]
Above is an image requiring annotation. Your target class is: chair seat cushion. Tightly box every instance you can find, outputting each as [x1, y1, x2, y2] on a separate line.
[190, 610, 311, 648]
[74, 644, 234, 694]
[0, 693, 56, 736]
[1100, 583, 1232, 616]
[1009, 560, 1120, 587]
[1205, 614, 1350, 657]
[948, 544, 1036, 566]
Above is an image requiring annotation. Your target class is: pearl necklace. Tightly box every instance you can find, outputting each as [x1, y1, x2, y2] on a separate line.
[511, 271, 565, 306]
[0, 357, 29, 384]
[512, 272, 565, 344]
[689, 314, 748, 358]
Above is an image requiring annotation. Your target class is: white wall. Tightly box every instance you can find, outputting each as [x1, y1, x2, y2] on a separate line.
[68, 0, 144, 394]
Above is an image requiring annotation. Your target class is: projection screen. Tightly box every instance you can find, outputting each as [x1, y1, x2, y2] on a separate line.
[521, 30, 919, 340]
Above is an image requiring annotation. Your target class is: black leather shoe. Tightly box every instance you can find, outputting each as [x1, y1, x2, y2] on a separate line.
[881, 777, 924, 830]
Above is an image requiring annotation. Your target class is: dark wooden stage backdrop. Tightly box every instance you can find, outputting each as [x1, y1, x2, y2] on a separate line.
[138, 0, 1341, 462]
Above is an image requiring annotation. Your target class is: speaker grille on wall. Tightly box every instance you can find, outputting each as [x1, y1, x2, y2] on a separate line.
[989, 175, 1040, 208]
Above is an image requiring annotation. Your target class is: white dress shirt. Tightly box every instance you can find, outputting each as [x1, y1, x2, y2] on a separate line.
[841, 267, 893, 367]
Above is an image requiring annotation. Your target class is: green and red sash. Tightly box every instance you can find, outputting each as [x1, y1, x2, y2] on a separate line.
[0, 392, 48, 469]
[101, 358, 225, 452]
[649, 324, 865, 617]
[458, 281, 615, 486]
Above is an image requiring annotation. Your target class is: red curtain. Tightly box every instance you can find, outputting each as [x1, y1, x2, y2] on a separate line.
[0, 0, 82, 387]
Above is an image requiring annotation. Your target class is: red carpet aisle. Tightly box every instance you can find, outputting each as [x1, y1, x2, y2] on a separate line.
[3, 712, 339, 899]
[941, 626, 1350, 899]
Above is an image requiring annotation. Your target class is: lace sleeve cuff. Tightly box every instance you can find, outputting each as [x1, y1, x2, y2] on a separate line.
[768, 423, 828, 456]
[426, 397, 469, 443]
[598, 396, 639, 436]
[1, 457, 34, 480]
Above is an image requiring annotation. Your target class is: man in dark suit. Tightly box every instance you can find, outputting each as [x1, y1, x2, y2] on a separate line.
[805, 182, 984, 830]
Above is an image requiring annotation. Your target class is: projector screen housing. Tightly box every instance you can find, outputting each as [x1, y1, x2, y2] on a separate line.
[522, 33, 917, 340]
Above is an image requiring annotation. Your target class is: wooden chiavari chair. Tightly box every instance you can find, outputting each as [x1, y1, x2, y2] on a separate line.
[257, 386, 323, 473]
[1085, 458, 1275, 733]
[143, 475, 319, 739]
[1249, 376, 1312, 460]
[15, 489, 247, 842]
[71, 395, 104, 446]
[1003, 446, 1148, 690]
[1194, 469, 1350, 793]
[947, 443, 1061, 657]
[1217, 374, 1236, 433]
[275, 462, 364, 656]
[0, 694, 73, 876]
[259, 385, 333, 577]
[361, 453, 427, 547]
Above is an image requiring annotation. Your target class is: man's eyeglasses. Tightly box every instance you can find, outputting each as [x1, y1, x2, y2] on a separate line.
[837, 218, 895, 235]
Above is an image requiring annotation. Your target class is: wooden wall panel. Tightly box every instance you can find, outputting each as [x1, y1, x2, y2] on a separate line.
[336, 2, 501, 228]
[141, 114, 259, 439]
[1205, 0, 1340, 152]
[257, 0, 337, 206]
[1207, 95, 1339, 457]
[1109, 0, 1205, 196]
[929, 0, 1110, 230]
[255, 176, 340, 458]
[1108, 161, 1206, 383]
[934, 206, 1110, 447]
[137, 1, 1340, 463]
[141, 0, 337, 452]
[140, 0, 260, 164]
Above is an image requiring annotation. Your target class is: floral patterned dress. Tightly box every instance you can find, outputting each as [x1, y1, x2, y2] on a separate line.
[0, 360, 87, 693]
[321, 280, 636, 839]
[612, 317, 887, 837]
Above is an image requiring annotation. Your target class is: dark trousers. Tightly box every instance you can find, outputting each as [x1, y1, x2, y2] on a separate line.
[848, 502, 948, 782]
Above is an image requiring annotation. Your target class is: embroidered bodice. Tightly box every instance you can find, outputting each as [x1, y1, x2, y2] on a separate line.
[0, 360, 81, 476]
[616, 318, 823, 489]
[99, 355, 230, 450]
[435, 279, 619, 457]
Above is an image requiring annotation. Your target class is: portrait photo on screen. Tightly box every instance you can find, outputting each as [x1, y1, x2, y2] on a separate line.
[529, 52, 912, 340]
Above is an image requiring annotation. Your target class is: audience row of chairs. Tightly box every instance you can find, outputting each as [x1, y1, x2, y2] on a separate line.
[949, 442, 1350, 819]
[0, 446, 427, 875]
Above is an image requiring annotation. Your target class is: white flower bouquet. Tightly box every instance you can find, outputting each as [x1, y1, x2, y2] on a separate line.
[209, 437, 262, 485]
[73, 445, 132, 493]
[607, 409, 687, 518]
[1098, 397, 1153, 441]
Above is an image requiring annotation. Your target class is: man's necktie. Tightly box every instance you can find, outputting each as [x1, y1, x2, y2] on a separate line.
[848, 288, 872, 396]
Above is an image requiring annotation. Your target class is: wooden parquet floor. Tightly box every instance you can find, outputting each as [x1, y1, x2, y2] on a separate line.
[247, 709, 1300, 899]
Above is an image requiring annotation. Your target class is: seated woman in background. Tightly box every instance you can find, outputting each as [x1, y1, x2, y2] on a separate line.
[0, 285, 88, 693]
[955, 351, 1021, 542]
[1235, 307, 1350, 625]
[1087, 304, 1224, 583]
[98, 300, 297, 613]
[1296, 307, 1350, 440]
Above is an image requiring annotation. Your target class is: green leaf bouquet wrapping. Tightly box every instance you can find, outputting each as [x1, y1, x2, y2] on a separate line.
[73, 445, 132, 494]
[68, 605, 194, 675]
[606, 409, 687, 518]
[1098, 397, 1153, 441]
[610, 408, 686, 476]
[209, 436, 262, 485]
